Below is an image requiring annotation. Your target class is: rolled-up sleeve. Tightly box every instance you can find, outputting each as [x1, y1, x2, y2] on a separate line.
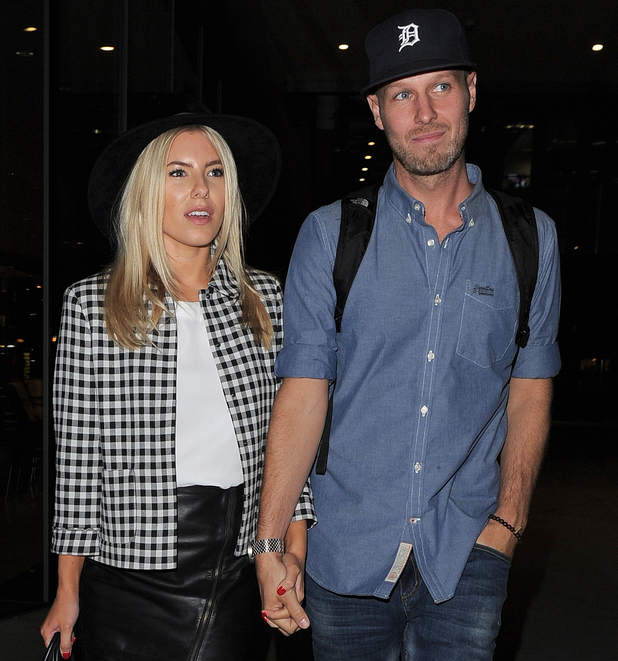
[275, 208, 340, 382]
[512, 209, 561, 379]
[292, 480, 316, 528]
[51, 286, 101, 556]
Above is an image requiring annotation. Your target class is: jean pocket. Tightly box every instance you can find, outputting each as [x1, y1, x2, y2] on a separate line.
[473, 542, 513, 565]
[456, 280, 518, 368]
[100, 468, 136, 545]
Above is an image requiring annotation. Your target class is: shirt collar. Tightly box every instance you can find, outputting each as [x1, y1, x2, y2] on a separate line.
[382, 162, 491, 229]
[204, 256, 240, 301]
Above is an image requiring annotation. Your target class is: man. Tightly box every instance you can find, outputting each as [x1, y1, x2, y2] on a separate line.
[255, 8, 560, 660]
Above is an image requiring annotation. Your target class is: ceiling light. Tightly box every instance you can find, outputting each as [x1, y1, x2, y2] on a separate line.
[368, 141, 375, 146]
[359, 178, 366, 182]
[338, 44, 349, 50]
[364, 155, 372, 160]
[100, 46, 115, 52]
[592, 44, 603, 51]
[24, 27, 37, 32]
[362, 167, 368, 172]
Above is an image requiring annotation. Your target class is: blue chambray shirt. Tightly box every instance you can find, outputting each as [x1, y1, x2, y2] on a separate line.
[276, 164, 561, 603]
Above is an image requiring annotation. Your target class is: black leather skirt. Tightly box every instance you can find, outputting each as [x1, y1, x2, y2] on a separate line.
[77, 485, 267, 661]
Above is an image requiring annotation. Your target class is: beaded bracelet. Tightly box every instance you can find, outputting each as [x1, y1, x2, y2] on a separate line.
[489, 514, 523, 542]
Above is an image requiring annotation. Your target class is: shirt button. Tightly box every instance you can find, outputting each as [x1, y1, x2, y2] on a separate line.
[434, 294, 442, 305]
[427, 239, 435, 247]
[420, 405, 428, 417]
[461, 205, 466, 211]
[406, 213, 412, 224]
[414, 462, 422, 473]
[410, 517, 420, 524]
[427, 351, 435, 362]
[469, 219, 475, 227]
[414, 203, 421, 211]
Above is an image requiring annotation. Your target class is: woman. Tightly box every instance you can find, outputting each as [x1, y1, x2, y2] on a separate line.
[41, 113, 314, 660]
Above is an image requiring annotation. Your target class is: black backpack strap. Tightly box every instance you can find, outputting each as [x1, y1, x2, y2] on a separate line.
[333, 185, 381, 332]
[316, 184, 380, 475]
[487, 190, 539, 349]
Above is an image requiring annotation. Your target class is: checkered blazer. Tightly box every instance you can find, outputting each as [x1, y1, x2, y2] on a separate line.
[51, 260, 315, 569]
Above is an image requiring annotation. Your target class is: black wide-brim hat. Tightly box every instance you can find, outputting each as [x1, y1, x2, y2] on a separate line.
[88, 112, 281, 239]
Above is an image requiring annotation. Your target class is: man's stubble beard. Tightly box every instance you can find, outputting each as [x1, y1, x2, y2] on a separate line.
[385, 112, 469, 177]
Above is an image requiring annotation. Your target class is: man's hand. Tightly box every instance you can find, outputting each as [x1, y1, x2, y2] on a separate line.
[476, 517, 519, 558]
[256, 552, 310, 635]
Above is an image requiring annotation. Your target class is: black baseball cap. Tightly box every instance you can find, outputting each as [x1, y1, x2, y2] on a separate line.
[362, 8, 476, 95]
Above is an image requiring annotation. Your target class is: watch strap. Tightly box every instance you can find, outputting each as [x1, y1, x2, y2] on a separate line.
[251, 538, 285, 557]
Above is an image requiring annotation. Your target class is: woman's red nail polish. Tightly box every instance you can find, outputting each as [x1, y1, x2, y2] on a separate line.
[62, 653, 71, 660]
[71, 637, 76, 644]
[261, 611, 268, 622]
[277, 585, 286, 596]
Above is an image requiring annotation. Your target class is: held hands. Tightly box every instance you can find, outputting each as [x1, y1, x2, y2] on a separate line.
[40, 592, 79, 659]
[256, 551, 310, 636]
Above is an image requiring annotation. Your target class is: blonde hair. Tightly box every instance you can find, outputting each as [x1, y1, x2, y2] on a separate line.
[104, 125, 274, 349]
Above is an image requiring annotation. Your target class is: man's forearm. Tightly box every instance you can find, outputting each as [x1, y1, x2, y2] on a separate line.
[477, 377, 552, 555]
[257, 377, 327, 634]
[496, 376, 553, 530]
[258, 377, 329, 540]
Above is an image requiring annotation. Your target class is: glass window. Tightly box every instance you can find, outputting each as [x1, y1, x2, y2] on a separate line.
[0, 0, 46, 614]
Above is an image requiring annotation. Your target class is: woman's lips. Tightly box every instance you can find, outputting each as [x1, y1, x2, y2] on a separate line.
[185, 207, 214, 224]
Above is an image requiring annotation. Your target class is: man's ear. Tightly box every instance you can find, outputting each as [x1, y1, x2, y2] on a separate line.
[467, 71, 477, 113]
[367, 94, 384, 130]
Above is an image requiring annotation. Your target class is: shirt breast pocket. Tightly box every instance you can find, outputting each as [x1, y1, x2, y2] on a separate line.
[101, 468, 136, 545]
[456, 280, 518, 368]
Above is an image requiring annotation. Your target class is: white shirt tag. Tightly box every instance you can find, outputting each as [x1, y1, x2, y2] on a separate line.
[384, 542, 412, 583]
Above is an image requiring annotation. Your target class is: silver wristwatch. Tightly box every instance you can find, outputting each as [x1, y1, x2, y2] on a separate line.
[249, 538, 285, 561]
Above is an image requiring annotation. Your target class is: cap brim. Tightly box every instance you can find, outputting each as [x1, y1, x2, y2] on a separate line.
[361, 60, 476, 95]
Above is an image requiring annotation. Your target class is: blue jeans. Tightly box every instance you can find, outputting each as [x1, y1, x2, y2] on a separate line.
[305, 544, 510, 661]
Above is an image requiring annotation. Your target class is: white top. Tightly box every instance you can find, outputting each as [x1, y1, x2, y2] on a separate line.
[175, 301, 243, 488]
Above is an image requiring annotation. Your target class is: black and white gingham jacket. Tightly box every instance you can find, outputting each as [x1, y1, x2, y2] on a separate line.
[51, 260, 315, 569]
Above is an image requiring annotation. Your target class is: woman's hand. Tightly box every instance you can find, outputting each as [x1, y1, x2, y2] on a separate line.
[258, 551, 310, 635]
[257, 519, 309, 635]
[40, 592, 79, 658]
[40, 555, 85, 658]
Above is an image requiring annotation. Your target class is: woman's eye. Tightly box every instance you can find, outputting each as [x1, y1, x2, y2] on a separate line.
[169, 168, 185, 177]
[208, 167, 224, 178]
